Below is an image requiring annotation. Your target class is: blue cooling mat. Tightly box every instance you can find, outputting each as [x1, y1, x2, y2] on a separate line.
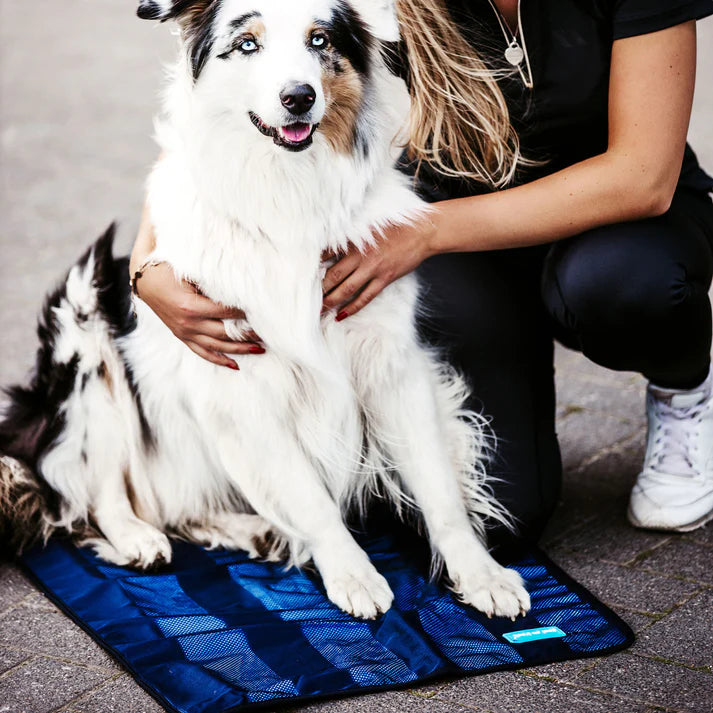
[21, 522, 633, 713]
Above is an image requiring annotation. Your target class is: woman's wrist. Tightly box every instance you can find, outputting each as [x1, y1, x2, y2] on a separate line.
[130, 201, 157, 275]
[130, 258, 166, 299]
[423, 201, 455, 258]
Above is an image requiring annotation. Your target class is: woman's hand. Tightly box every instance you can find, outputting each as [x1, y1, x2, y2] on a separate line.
[136, 262, 263, 370]
[131, 194, 262, 370]
[321, 210, 439, 319]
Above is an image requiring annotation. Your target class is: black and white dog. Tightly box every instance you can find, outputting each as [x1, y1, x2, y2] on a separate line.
[0, 0, 530, 620]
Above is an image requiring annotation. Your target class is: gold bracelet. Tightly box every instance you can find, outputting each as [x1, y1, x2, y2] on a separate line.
[130, 259, 165, 299]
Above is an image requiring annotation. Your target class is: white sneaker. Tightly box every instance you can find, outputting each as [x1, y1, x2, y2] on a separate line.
[628, 368, 713, 532]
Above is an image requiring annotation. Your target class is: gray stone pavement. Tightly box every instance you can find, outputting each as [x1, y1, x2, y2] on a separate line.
[1, 2, 712, 711]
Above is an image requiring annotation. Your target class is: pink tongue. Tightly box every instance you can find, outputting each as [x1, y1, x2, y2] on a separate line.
[281, 123, 312, 142]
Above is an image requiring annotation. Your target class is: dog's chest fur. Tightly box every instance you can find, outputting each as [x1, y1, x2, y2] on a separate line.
[140, 51, 421, 361]
[117, 49, 423, 526]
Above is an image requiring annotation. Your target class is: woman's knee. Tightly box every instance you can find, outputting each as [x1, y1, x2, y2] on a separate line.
[542, 222, 709, 335]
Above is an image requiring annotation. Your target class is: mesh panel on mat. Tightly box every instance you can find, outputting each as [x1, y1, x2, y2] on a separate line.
[419, 596, 524, 668]
[20, 532, 634, 713]
[178, 628, 299, 700]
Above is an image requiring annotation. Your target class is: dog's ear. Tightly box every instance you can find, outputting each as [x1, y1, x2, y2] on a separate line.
[138, 1, 217, 79]
[137, 1, 176, 20]
[137, 0, 205, 22]
[353, 0, 400, 42]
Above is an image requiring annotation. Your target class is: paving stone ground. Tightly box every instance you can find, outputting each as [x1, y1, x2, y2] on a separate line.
[1, 3, 712, 712]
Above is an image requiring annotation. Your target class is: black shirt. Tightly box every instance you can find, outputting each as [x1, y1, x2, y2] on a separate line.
[396, 0, 713, 198]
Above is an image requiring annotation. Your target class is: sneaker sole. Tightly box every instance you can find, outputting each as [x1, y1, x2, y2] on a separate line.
[627, 504, 713, 533]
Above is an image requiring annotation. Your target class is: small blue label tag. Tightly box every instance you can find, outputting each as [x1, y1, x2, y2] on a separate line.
[502, 626, 566, 644]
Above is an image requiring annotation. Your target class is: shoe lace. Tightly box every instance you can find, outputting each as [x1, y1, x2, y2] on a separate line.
[649, 395, 705, 478]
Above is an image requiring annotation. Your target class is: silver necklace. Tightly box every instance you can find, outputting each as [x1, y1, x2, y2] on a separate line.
[486, 0, 533, 89]
[505, 38, 525, 67]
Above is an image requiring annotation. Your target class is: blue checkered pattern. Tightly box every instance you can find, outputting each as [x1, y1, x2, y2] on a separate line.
[22, 525, 632, 713]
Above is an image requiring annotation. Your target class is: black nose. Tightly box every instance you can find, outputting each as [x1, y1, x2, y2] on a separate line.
[280, 83, 316, 115]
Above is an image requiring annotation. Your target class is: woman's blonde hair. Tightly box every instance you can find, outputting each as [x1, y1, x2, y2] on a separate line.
[395, 0, 522, 188]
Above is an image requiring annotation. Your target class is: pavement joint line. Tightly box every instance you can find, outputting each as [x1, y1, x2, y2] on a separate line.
[558, 403, 641, 426]
[407, 685, 473, 706]
[682, 534, 713, 549]
[522, 666, 688, 713]
[433, 673, 670, 713]
[0, 597, 34, 621]
[630, 650, 713, 675]
[16, 589, 57, 611]
[0, 647, 119, 676]
[637, 587, 711, 621]
[596, 553, 673, 571]
[48, 671, 125, 713]
[615, 606, 668, 620]
[428, 694, 485, 711]
[572, 657, 605, 679]
[630, 563, 712, 587]
[408, 687, 442, 699]
[622, 538, 674, 567]
[34, 653, 119, 675]
[558, 403, 638, 422]
[611, 604, 661, 618]
[598, 585, 707, 617]
[520, 655, 603, 679]
[601, 595, 677, 617]
[559, 371, 645, 390]
[520, 654, 603, 683]
[614, 610, 663, 634]
[540, 553, 703, 615]
[0, 655, 37, 681]
[518, 670, 559, 682]
[575, 551, 709, 590]
[570, 427, 645, 475]
[558, 403, 586, 418]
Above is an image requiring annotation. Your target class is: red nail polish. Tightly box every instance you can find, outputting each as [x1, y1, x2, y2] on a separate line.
[249, 345, 265, 354]
[336, 310, 349, 322]
[226, 362, 239, 370]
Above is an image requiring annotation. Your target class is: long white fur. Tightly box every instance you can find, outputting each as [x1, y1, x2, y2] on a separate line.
[35, 0, 530, 619]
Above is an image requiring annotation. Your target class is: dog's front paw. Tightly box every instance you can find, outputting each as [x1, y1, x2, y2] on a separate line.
[182, 514, 288, 562]
[90, 519, 173, 570]
[323, 566, 394, 620]
[127, 527, 173, 570]
[450, 562, 530, 620]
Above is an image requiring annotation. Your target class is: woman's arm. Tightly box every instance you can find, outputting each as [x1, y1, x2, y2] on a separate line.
[131, 197, 263, 369]
[323, 21, 697, 316]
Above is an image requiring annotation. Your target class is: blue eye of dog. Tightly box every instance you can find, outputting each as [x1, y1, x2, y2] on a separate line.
[310, 34, 327, 49]
[239, 39, 259, 54]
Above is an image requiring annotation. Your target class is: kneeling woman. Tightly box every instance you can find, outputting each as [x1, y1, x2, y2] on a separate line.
[131, 0, 713, 541]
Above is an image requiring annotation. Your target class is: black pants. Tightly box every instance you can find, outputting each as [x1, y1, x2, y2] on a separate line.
[416, 187, 713, 545]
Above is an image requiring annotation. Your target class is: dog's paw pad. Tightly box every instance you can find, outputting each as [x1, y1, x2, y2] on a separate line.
[324, 568, 394, 619]
[134, 548, 171, 572]
[452, 564, 530, 620]
[114, 523, 172, 570]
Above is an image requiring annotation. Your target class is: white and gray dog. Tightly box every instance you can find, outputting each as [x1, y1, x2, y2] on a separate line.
[0, 0, 530, 620]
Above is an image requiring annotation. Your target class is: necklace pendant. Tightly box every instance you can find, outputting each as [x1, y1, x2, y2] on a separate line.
[504, 39, 524, 66]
